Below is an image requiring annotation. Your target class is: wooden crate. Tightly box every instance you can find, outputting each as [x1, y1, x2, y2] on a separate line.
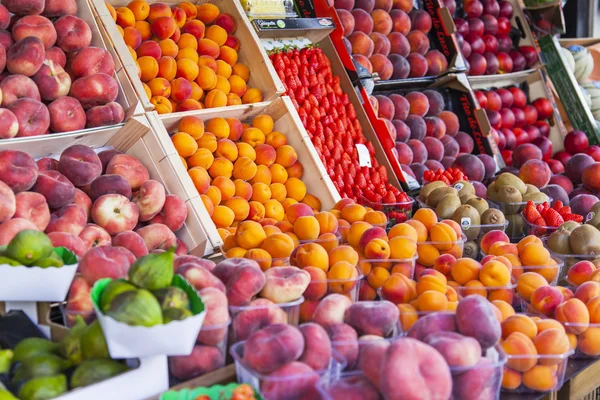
[469, 68, 568, 153]
[0, 116, 210, 256]
[150, 96, 342, 254]
[0, 0, 143, 150]
[88, 0, 285, 113]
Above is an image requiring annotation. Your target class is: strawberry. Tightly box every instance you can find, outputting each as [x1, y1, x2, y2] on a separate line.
[543, 208, 564, 227]
[383, 191, 396, 203]
[558, 206, 572, 217]
[523, 205, 541, 223]
[552, 201, 563, 211]
[534, 216, 547, 227]
[371, 172, 382, 186]
[536, 204, 545, 214]
[564, 214, 584, 222]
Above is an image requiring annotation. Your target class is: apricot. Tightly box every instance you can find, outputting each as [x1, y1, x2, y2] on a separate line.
[261, 232, 294, 258]
[138, 56, 159, 82]
[196, 3, 220, 24]
[450, 258, 482, 285]
[522, 365, 558, 391]
[412, 208, 437, 230]
[388, 222, 418, 242]
[502, 314, 538, 339]
[416, 243, 440, 267]
[534, 329, 570, 365]
[213, 176, 235, 201]
[212, 205, 235, 228]
[578, 327, 600, 356]
[520, 243, 551, 266]
[516, 272, 548, 302]
[381, 273, 417, 304]
[328, 261, 359, 293]
[480, 260, 511, 287]
[492, 300, 515, 321]
[502, 367, 523, 390]
[328, 245, 359, 267]
[502, 332, 538, 372]
[389, 236, 417, 259]
[555, 298, 590, 334]
[242, 87, 263, 104]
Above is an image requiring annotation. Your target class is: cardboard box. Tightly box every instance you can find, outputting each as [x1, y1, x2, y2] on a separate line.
[88, 0, 285, 113]
[151, 96, 342, 255]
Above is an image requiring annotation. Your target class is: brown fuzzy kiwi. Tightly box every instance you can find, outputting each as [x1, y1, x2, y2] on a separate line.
[522, 192, 550, 203]
[462, 241, 479, 259]
[495, 173, 527, 195]
[466, 197, 489, 216]
[480, 208, 506, 228]
[546, 228, 573, 255]
[506, 214, 524, 238]
[486, 181, 499, 201]
[454, 180, 475, 198]
[427, 187, 458, 208]
[570, 225, 600, 255]
[420, 181, 447, 201]
[525, 184, 540, 195]
[494, 186, 523, 215]
[436, 195, 462, 219]
[452, 205, 481, 240]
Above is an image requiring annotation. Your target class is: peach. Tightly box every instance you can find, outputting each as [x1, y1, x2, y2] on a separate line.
[480, 230, 510, 254]
[8, 98, 49, 137]
[259, 362, 319, 400]
[0, 180, 15, 224]
[261, 266, 310, 303]
[106, 154, 149, 191]
[31, 170, 74, 209]
[79, 244, 135, 284]
[295, 323, 331, 372]
[111, 230, 148, 258]
[48, 232, 86, 258]
[313, 293, 353, 329]
[0, 218, 39, 245]
[12, 15, 56, 49]
[555, 298, 590, 334]
[47, 96, 86, 133]
[148, 194, 186, 232]
[54, 15, 91, 53]
[176, 262, 225, 293]
[58, 144, 102, 187]
[568, 260, 597, 286]
[344, 301, 399, 337]
[0, 150, 38, 193]
[89, 174, 132, 202]
[244, 324, 304, 375]
[0, 75, 40, 107]
[134, 179, 166, 222]
[70, 47, 115, 78]
[169, 345, 224, 380]
[6, 37, 45, 76]
[231, 297, 287, 341]
[424, 331, 481, 368]
[136, 223, 177, 251]
[78, 223, 111, 250]
[0, 108, 18, 139]
[213, 259, 266, 306]
[456, 294, 501, 348]
[85, 102, 125, 129]
[531, 285, 565, 317]
[381, 338, 452, 400]
[91, 194, 139, 235]
[2, 0, 44, 15]
[328, 322, 359, 368]
[516, 272, 548, 302]
[70, 73, 118, 109]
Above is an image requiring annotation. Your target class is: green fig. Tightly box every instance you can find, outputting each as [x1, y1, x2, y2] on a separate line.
[162, 307, 192, 323]
[99, 280, 137, 312]
[128, 248, 175, 290]
[18, 374, 67, 400]
[11, 354, 71, 385]
[0, 257, 21, 266]
[13, 338, 59, 363]
[0, 246, 8, 256]
[33, 252, 64, 268]
[70, 359, 128, 389]
[81, 321, 109, 360]
[153, 287, 189, 310]
[107, 289, 163, 327]
[7, 231, 53, 266]
[59, 316, 86, 365]
[0, 390, 18, 400]
[0, 350, 12, 374]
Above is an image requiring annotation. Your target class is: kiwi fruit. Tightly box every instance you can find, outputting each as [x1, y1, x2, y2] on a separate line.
[463, 241, 479, 259]
[588, 212, 600, 229]
[427, 187, 458, 207]
[522, 192, 550, 203]
[494, 186, 523, 215]
[452, 205, 481, 240]
[560, 221, 580, 233]
[506, 214, 524, 238]
[591, 202, 600, 215]
[436, 195, 462, 219]
[420, 181, 447, 201]
[546, 228, 572, 255]
[481, 208, 506, 229]
[486, 181, 499, 201]
[466, 197, 489, 216]
[459, 193, 476, 204]
[454, 180, 475, 198]
[570, 225, 600, 255]
[525, 184, 540, 195]
[495, 173, 527, 195]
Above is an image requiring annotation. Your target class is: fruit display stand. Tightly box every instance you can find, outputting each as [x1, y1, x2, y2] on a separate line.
[314, 0, 467, 85]
[538, 36, 600, 145]
[148, 96, 342, 254]
[89, 0, 286, 113]
[361, 73, 504, 183]
[468, 68, 568, 154]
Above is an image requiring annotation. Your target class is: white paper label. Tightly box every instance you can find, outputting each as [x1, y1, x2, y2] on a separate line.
[587, 212, 595, 222]
[454, 182, 464, 191]
[356, 144, 372, 167]
[461, 217, 471, 230]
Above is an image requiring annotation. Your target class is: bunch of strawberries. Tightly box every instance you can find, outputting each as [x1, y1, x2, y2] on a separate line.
[523, 200, 583, 235]
[268, 46, 405, 204]
[423, 168, 469, 185]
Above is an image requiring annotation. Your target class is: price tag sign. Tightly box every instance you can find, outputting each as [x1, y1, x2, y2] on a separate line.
[454, 182, 464, 191]
[461, 217, 471, 231]
[356, 144, 372, 167]
[587, 212, 595, 222]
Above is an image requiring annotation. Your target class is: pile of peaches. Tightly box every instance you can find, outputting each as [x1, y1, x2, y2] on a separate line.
[335, 0, 449, 80]
[0, 144, 189, 263]
[0, 0, 124, 140]
[106, 0, 262, 113]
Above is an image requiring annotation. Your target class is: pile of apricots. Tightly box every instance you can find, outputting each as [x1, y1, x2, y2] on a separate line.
[105, 0, 262, 113]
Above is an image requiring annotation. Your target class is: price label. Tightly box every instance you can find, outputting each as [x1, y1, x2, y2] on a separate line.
[355, 144, 372, 167]
[454, 183, 464, 191]
[587, 212, 595, 222]
[461, 217, 471, 231]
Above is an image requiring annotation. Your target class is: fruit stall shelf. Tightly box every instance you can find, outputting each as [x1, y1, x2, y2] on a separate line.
[538, 36, 600, 145]
[314, 0, 467, 86]
[90, 0, 286, 113]
[149, 96, 342, 255]
[468, 68, 568, 154]
[0, 116, 211, 257]
[362, 72, 505, 177]
[455, 0, 541, 82]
